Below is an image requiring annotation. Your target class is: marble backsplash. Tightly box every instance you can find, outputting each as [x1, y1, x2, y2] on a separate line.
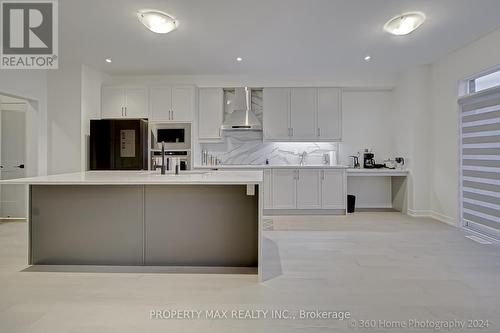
[200, 131, 338, 165]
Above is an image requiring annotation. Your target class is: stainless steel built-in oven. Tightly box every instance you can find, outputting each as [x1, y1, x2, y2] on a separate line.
[151, 123, 191, 150]
[151, 150, 191, 171]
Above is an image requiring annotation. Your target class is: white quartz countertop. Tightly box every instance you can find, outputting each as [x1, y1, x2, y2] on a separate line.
[195, 164, 349, 169]
[346, 169, 409, 176]
[1, 170, 263, 185]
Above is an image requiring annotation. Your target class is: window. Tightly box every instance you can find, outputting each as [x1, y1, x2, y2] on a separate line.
[468, 68, 500, 94]
[459, 89, 500, 240]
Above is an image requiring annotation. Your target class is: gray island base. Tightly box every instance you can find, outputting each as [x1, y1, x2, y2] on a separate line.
[3, 171, 263, 279]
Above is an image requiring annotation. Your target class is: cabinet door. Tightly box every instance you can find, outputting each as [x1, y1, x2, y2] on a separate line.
[272, 169, 296, 209]
[290, 88, 316, 140]
[198, 88, 223, 141]
[317, 88, 341, 140]
[263, 169, 272, 209]
[263, 88, 290, 140]
[124, 87, 148, 118]
[171, 86, 194, 121]
[296, 169, 322, 209]
[150, 87, 172, 121]
[321, 169, 345, 209]
[101, 87, 125, 118]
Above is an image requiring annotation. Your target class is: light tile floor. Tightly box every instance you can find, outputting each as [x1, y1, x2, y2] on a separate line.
[0, 213, 499, 332]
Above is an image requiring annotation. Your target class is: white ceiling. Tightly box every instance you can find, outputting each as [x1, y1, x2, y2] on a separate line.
[60, 0, 500, 75]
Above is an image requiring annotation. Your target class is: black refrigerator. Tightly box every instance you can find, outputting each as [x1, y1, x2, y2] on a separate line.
[90, 119, 148, 170]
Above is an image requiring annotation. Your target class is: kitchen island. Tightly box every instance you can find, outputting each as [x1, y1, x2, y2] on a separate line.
[3, 170, 263, 278]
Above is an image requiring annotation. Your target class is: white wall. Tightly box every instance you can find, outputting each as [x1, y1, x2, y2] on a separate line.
[47, 65, 82, 174]
[339, 89, 395, 165]
[429, 26, 500, 225]
[81, 65, 111, 171]
[393, 66, 432, 216]
[0, 71, 47, 176]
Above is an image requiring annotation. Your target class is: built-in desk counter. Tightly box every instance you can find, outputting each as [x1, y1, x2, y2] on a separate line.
[346, 168, 408, 211]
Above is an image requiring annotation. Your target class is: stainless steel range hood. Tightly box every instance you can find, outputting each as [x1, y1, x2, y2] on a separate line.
[221, 87, 262, 131]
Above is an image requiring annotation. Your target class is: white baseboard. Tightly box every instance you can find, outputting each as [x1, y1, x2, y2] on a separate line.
[407, 209, 457, 226]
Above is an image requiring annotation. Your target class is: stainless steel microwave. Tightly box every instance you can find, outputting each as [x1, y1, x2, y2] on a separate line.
[151, 123, 191, 150]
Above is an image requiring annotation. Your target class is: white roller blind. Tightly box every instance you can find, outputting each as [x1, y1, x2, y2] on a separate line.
[459, 86, 500, 239]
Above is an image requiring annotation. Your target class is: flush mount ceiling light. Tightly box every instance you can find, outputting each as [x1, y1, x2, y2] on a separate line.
[384, 12, 426, 36]
[137, 10, 178, 34]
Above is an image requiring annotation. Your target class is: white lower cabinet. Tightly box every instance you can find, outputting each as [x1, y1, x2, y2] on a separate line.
[263, 169, 273, 209]
[267, 168, 346, 211]
[321, 169, 345, 209]
[296, 169, 322, 209]
[271, 169, 297, 209]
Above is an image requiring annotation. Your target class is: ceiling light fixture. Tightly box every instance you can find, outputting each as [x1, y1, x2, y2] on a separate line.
[105, 58, 112, 63]
[236, 57, 243, 62]
[384, 12, 425, 36]
[364, 55, 371, 61]
[137, 10, 178, 34]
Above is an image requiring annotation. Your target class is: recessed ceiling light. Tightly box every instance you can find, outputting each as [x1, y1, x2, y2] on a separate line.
[236, 57, 243, 62]
[105, 58, 112, 63]
[137, 10, 178, 34]
[364, 55, 371, 61]
[384, 12, 426, 36]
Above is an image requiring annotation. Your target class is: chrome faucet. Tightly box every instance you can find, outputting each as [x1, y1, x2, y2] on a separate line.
[299, 151, 307, 166]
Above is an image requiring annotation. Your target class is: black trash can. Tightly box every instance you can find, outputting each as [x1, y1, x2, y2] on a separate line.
[347, 195, 356, 213]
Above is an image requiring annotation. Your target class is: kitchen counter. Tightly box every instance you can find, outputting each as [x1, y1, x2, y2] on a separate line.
[8, 170, 263, 279]
[195, 164, 349, 170]
[2, 170, 263, 185]
[346, 169, 409, 176]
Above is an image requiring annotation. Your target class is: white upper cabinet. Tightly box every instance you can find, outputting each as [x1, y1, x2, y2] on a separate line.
[321, 169, 345, 209]
[198, 88, 223, 141]
[290, 88, 317, 140]
[171, 86, 194, 122]
[150, 86, 195, 122]
[124, 88, 148, 118]
[263, 87, 342, 141]
[263, 88, 290, 140]
[149, 87, 172, 121]
[296, 169, 322, 209]
[101, 86, 148, 119]
[317, 88, 341, 140]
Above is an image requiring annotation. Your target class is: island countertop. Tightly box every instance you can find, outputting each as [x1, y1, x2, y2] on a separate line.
[1, 170, 263, 185]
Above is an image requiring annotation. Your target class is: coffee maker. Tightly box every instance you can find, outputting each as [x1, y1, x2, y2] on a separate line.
[363, 152, 375, 169]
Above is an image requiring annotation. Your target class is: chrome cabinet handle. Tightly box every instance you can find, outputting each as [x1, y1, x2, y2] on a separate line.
[321, 170, 324, 180]
[291, 128, 294, 136]
[125, 107, 127, 117]
[317, 128, 320, 137]
[172, 110, 174, 120]
[121, 107, 124, 117]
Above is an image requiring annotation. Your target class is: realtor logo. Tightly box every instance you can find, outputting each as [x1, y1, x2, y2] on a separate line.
[1, 0, 58, 69]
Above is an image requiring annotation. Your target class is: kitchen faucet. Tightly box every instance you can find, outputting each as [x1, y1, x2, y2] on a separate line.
[299, 151, 307, 166]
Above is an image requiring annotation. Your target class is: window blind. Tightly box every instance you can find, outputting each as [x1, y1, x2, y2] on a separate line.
[459, 87, 500, 239]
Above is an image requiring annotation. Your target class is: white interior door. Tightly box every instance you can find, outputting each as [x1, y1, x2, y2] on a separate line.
[0, 105, 27, 219]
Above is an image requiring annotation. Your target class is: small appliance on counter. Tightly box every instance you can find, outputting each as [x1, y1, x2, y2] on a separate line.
[395, 157, 405, 170]
[90, 119, 148, 170]
[349, 155, 360, 168]
[363, 151, 376, 168]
